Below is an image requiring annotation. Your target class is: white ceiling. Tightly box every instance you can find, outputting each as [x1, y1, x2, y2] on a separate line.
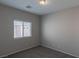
[0, 0, 79, 15]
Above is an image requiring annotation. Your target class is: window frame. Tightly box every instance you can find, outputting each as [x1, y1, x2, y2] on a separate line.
[14, 20, 32, 39]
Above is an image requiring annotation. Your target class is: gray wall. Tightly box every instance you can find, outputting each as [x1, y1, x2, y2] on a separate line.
[0, 4, 40, 57]
[41, 6, 79, 57]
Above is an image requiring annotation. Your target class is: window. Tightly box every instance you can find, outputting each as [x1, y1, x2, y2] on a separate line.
[14, 20, 32, 38]
[24, 22, 32, 37]
[14, 21, 23, 38]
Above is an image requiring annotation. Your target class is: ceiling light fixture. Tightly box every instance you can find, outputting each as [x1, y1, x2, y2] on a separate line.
[39, 0, 48, 5]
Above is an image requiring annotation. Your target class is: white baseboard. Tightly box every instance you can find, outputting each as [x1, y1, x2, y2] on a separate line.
[0, 43, 78, 58]
[0, 44, 39, 58]
[41, 43, 78, 58]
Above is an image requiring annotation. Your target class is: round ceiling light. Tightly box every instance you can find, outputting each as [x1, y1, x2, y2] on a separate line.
[39, 0, 48, 5]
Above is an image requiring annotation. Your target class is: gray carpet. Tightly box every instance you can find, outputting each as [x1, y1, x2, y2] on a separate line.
[4, 46, 76, 58]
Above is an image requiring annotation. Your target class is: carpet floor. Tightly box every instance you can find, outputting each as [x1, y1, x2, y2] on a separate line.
[4, 46, 76, 58]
